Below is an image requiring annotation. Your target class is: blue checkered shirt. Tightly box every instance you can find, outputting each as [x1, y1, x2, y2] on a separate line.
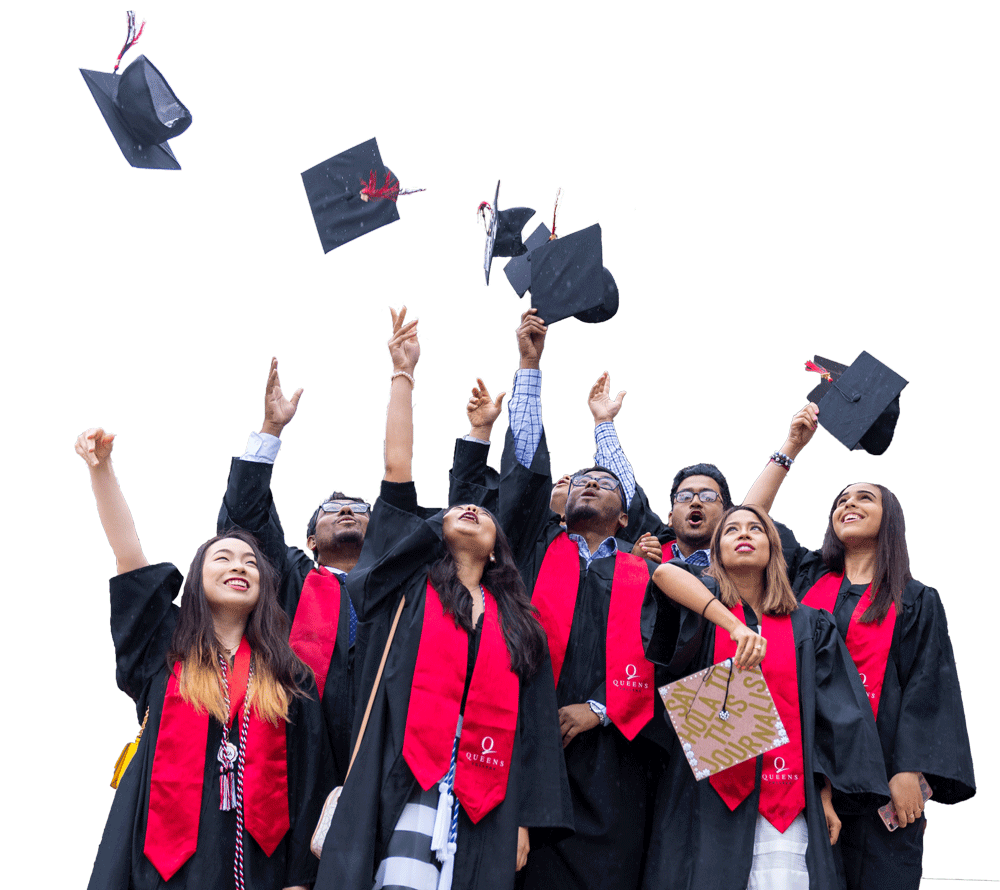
[670, 541, 711, 567]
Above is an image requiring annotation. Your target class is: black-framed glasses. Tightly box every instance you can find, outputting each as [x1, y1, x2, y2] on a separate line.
[319, 501, 371, 515]
[674, 489, 721, 504]
[569, 473, 622, 492]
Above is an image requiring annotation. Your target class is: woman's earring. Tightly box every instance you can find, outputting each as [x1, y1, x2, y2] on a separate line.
[489, 553, 496, 563]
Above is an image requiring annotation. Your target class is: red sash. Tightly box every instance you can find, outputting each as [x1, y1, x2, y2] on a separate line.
[530, 532, 581, 686]
[144, 638, 290, 881]
[803, 573, 897, 717]
[402, 579, 520, 823]
[604, 552, 655, 739]
[288, 567, 342, 697]
[709, 607, 805, 833]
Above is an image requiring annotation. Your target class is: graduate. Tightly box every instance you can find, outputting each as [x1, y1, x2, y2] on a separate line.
[217, 357, 368, 782]
[641, 505, 889, 890]
[743, 403, 976, 889]
[313, 308, 572, 890]
[478, 309, 671, 890]
[77, 428, 332, 890]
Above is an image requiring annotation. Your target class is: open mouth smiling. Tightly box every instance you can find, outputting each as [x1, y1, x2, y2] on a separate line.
[225, 578, 249, 591]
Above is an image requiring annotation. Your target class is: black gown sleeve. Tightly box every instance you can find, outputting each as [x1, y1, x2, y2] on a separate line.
[284, 672, 337, 887]
[110, 563, 182, 720]
[448, 437, 500, 511]
[346, 481, 443, 622]
[889, 582, 975, 803]
[808, 608, 890, 808]
[621, 482, 674, 547]
[640, 562, 715, 677]
[497, 427, 558, 564]
[217, 457, 291, 579]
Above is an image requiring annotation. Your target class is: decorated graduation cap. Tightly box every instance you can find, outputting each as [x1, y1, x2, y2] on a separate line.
[301, 137, 425, 253]
[479, 182, 535, 284]
[805, 352, 908, 454]
[80, 13, 192, 170]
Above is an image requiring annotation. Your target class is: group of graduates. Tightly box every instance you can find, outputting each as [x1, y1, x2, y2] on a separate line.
[80, 306, 975, 890]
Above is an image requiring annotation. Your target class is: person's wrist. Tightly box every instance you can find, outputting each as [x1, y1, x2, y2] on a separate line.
[261, 421, 284, 438]
[469, 423, 494, 440]
[520, 357, 540, 370]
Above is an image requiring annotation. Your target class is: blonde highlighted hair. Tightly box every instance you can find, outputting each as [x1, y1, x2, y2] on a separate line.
[177, 658, 292, 726]
[704, 505, 798, 616]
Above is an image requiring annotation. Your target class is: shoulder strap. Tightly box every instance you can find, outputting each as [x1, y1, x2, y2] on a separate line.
[345, 595, 406, 779]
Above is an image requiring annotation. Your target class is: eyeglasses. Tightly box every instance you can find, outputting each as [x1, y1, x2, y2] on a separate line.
[319, 502, 371, 515]
[674, 489, 722, 504]
[569, 473, 622, 492]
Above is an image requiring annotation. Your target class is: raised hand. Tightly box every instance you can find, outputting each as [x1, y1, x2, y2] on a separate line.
[388, 306, 420, 374]
[467, 378, 506, 438]
[75, 427, 115, 469]
[261, 357, 303, 438]
[588, 371, 626, 424]
[516, 308, 547, 370]
[785, 402, 819, 456]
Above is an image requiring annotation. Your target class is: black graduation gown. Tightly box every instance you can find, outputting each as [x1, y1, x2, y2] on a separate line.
[314, 482, 573, 890]
[779, 527, 976, 887]
[493, 428, 670, 890]
[88, 563, 333, 890]
[218, 456, 356, 781]
[639, 570, 890, 890]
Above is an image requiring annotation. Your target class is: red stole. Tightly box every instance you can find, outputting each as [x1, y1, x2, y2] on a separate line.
[532, 533, 654, 737]
[144, 638, 290, 881]
[604, 553, 655, 739]
[288, 567, 343, 697]
[402, 579, 520, 823]
[803, 573, 897, 717]
[709, 606, 805, 833]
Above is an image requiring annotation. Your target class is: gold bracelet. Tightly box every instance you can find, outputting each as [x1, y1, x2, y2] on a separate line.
[391, 370, 415, 388]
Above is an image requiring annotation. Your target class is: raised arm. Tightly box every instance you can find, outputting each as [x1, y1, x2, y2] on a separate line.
[742, 402, 819, 513]
[650, 563, 766, 669]
[384, 306, 420, 483]
[508, 308, 548, 469]
[75, 428, 148, 574]
[449, 378, 505, 509]
[589, 371, 635, 506]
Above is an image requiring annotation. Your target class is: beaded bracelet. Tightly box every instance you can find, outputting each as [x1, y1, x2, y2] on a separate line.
[770, 450, 794, 470]
[391, 370, 415, 388]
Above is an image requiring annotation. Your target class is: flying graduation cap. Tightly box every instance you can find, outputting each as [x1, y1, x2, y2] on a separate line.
[80, 14, 192, 170]
[301, 137, 425, 254]
[805, 352, 908, 454]
[479, 182, 535, 284]
[501, 190, 618, 324]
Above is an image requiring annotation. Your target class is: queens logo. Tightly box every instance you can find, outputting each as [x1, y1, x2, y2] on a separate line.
[612, 663, 649, 691]
[465, 735, 505, 769]
[762, 756, 800, 783]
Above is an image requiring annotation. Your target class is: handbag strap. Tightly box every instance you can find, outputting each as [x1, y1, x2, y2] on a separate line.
[345, 595, 406, 778]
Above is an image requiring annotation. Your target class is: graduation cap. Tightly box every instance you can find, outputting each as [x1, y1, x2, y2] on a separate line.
[301, 137, 424, 254]
[480, 182, 535, 284]
[503, 223, 551, 297]
[805, 352, 908, 455]
[80, 52, 192, 170]
[527, 224, 619, 324]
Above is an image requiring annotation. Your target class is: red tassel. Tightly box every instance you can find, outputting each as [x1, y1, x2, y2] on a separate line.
[113, 11, 146, 73]
[804, 360, 831, 380]
[478, 201, 492, 228]
[550, 188, 562, 239]
[360, 169, 426, 203]
[220, 770, 235, 810]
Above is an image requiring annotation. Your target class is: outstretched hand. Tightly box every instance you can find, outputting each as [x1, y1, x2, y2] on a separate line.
[588, 371, 626, 424]
[388, 306, 420, 374]
[785, 402, 819, 456]
[262, 357, 303, 437]
[75, 427, 115, 469]
[467, 378, 506, 434]
[516, 308, 547, 369]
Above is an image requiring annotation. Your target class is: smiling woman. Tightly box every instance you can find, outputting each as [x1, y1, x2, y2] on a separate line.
[76, 428, 333, 890]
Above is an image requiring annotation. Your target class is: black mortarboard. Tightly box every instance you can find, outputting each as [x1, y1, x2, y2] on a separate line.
[303, 138, 419, 253]
[528, 224, 619, 324]
[503, 223, 552, 297]
[80, 55, 192, 170]
[481, 182, 534, 284]
[806, 352, 908, 455]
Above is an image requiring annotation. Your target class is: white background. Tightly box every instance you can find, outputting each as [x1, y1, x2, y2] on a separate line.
[1, 2, 994, 885]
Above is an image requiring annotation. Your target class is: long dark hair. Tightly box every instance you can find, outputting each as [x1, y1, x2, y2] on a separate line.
[821, 483, 911, 624]
[168, 529, 310, 723]
[428, 509, 546, 680]
[704, 505, 798, 616]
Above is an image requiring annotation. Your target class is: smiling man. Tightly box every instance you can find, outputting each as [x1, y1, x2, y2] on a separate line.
[216, 358, 368, 784]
